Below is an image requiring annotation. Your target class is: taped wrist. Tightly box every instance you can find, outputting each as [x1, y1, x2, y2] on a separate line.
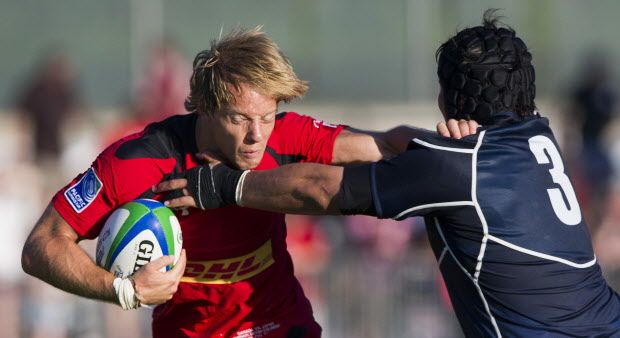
[185, 164, 244, 209]
[113, 277, 140, 310]
[234, 170, 251, 206]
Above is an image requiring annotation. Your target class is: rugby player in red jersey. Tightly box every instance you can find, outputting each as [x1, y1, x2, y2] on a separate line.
[22, 27, 477, 338]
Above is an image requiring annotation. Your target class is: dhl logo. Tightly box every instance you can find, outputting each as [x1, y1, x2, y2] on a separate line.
[181, 240, 274, 284]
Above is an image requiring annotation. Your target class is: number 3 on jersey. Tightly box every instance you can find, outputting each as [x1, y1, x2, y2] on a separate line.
[528, 135, 582, 225]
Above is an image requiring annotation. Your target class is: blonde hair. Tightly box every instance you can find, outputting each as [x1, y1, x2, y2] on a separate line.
[185, 26, 308, 114]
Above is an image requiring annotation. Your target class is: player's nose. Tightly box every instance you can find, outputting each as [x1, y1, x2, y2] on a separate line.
[246, 120, 263, 143]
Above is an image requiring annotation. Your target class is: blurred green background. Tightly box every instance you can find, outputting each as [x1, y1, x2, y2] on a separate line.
[2, 0, 619, 109]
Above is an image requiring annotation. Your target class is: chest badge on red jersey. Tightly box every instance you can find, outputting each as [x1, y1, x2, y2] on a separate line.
[64, 167, 103, 213]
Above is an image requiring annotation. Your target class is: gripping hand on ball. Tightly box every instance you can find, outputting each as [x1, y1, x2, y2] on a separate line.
[131, 249, 186, 306]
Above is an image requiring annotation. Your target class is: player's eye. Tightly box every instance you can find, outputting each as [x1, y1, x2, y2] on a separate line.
[230, 115, 245, 124]
[262, 113, 275, 123]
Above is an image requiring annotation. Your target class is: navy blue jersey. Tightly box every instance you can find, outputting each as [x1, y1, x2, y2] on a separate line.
[343, 112, 620, 337]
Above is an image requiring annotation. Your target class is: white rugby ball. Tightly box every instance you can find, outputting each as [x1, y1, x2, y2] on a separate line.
[96, 199, 182, 278]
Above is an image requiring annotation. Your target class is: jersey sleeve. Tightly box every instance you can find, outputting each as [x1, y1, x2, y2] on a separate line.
[342, 138, 473, 219]
[52, 133, 177, 239]
[275, 112, 345, 164]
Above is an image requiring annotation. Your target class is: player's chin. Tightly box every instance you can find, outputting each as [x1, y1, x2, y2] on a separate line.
[236, 152, 264, 170]
[236, 157, 261, 170]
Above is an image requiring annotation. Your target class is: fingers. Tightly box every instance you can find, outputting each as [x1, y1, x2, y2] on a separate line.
[436, 122, 450, 137]
[164, 196, 196, 209]
[440, 119, 480, 139]
[467, 120, 479, 135]
[149, 254, 176, 271]
[458, 119, 471, 137]
[170, 249, 187, 278]
[446, 119, 462, 139]
[153, 177, 196, 209]
[152, 178, 188, 194]
[132, 250, 185, 306]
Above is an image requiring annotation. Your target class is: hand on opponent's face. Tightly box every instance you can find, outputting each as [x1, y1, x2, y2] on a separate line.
[152, 153, 243, 210]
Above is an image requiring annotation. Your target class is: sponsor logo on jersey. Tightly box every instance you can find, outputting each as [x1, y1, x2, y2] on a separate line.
[64, 167, 103, 213]
[312, 119, 337, 129]
[233, 322, 281, 338]
[181, 240, 275, 284]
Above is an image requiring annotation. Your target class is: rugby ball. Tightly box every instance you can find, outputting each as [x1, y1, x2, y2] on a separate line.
[96, 199, 182, 278]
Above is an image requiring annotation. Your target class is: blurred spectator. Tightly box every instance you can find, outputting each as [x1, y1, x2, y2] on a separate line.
[0, 114, 43, 338]
[568, 51, 618, 232]
[286, 215, 332, 287]
[102, 38, 190, 146]
[593, 193, 620, 270]
[318, 216, 458, 338]
[16, 51, 80, 166]
[13, 50, 107, 338]
[133, 38, 190, 120]
[285, 215, 332, 333]
[345, 215, 415, 261]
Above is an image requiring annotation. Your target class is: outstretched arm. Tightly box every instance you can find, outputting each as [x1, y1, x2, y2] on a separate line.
[158, 161, 376, 216]
[332, 119, 478, 164]
[240, 163, 345, 214]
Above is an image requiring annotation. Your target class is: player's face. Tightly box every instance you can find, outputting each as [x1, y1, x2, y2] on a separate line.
[203, 83, 277, 170]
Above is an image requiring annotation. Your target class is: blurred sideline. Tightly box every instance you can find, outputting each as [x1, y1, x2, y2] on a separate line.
[2, 100, 620, 338]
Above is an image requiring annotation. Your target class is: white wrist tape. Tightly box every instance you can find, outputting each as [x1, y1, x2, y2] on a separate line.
[235, 170, 251, 207]
[113, 277, 140, 310]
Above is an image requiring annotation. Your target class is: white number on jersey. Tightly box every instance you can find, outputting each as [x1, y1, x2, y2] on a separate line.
[528, 135, 582, 225]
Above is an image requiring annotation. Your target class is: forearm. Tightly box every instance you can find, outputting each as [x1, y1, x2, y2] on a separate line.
[240, 163, 344, 215]
[22, 207, 117, 303]
[332, 126, 430, 165]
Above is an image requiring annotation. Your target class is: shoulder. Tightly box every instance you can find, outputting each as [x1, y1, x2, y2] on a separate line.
[273, 111, 337, 131]
[480, 115, 553, 145]
[408, 130, 481, 153]
[114, 114, 197, 161]
[274, 111, 307, 130]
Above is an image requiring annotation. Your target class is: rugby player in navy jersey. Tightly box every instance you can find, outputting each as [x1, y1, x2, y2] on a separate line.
[161, 11, 620, 337]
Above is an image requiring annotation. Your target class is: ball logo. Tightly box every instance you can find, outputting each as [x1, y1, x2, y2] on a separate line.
[133, 240, 155, 273]
[95, 229, 110, 265]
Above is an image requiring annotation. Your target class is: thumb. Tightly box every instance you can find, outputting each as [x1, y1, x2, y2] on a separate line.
[148, 254, 175, 271]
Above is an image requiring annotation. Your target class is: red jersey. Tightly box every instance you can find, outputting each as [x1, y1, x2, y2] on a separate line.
[52, 112, 344, 338]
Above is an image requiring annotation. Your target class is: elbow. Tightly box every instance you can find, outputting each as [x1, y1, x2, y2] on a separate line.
[21, 234, 45, 277]
[21, 239, 36, 276]
[296, 177, 339, 213]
